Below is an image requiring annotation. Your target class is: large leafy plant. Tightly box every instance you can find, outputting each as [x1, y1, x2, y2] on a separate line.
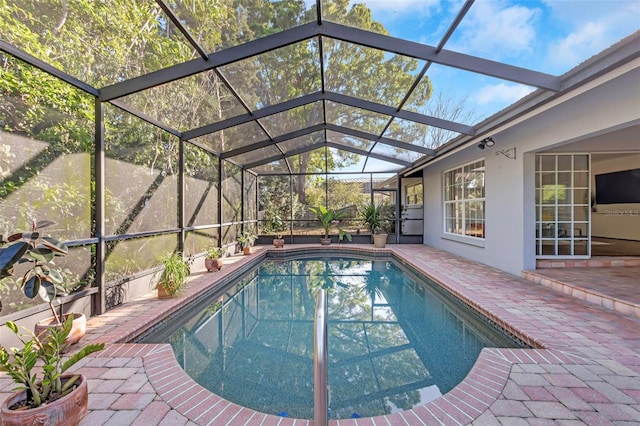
[0, 220, 69, 324]
[360, 202, 382, 234]
[0, 316, 104, 409]
[309, 206, 352, 241]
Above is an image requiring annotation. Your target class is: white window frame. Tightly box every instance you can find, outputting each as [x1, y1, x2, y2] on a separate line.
[443, 159, 485, 240]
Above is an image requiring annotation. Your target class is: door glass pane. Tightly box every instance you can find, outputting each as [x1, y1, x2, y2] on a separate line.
[535, 154, 590, 258]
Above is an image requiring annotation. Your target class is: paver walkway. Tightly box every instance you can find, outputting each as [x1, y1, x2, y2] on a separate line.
[1, 244, 639, 425]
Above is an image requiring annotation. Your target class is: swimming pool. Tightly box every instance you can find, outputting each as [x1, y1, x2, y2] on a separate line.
[142, 255, 521, 419]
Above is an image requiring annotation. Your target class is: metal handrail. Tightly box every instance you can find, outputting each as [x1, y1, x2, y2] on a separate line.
[314, 289, 328, 426]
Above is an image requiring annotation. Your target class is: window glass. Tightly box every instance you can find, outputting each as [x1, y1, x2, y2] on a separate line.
[443, 160, 485, 239]
[406, 183, 423, 205]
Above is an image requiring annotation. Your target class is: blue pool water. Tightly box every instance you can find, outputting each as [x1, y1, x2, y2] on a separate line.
[142, 256, 520, 419]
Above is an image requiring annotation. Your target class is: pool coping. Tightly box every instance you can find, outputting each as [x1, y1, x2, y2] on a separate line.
[78, 244, 639, 425]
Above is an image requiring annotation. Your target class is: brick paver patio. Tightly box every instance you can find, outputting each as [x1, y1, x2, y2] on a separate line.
[1, 244, 638, 425]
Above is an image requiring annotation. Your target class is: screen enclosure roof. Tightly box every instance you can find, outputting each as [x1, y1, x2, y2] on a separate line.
[2, 0, 638, 175]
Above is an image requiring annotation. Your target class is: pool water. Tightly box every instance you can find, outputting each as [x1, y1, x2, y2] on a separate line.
[143, 256, 520, 419]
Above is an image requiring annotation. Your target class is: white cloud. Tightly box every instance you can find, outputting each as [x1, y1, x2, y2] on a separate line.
[547, 22, 608, 69]
[474, 83, 535, 105]
[543, 1, 640, 71]
[453, 1, 540, 58]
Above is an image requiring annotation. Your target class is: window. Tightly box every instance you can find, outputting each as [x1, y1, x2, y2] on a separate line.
[444, 160, 485, 239]
[405, 183, 423, 205]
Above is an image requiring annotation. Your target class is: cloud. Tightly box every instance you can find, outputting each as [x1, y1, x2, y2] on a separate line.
[543, 1, 640, 71]
[547, 22, 608, 69]
[473, 83, 535, 106]
[453, 1, 540, 58]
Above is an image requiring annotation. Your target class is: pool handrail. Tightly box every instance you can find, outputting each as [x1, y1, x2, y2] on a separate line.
[314, 289, 328, 426]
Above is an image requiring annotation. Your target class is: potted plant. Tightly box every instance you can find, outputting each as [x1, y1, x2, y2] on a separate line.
[0, 220, 87, 346]
[360, 202, 387, 248]
[237, 231, 257, 255]
[309, 206, 352, 245]
[270, 215, 285, 248]
[155, 251, 191, 298]
[204, 246, 224, 272]
[0, 315, 104, 426]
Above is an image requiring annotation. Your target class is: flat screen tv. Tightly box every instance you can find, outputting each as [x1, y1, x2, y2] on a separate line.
[595, 168, 640, 204]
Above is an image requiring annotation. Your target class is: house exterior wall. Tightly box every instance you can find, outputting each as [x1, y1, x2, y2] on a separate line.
[423, 61, 640, 276]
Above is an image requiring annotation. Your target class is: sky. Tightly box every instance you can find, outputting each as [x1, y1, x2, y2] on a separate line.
[352, 0, 640, 120]
[315, 0, 639, 173]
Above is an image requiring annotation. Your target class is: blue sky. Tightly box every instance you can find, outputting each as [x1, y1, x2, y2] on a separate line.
[356, 0, 640, 120]
[312, 0, 639, 172]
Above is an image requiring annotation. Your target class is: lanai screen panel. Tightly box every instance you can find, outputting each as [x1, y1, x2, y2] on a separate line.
[218, 40, 322, 110]
[325, 101, 391, 135]
[278, 132, 325, 154]
[250, 160, 290, 175]
[363, 158, 404, 173]
[404, 63, 537, 126]
[323, 38, 425, 107]
[184, 144, 219, 228]
[260, 102, 325, 138]
[228, 145, 283, 167]
[104, 105, 179, 236]
[326, 147, 364, 173]
[105, 234, 178, 286]
[370, 142, 424, 164]
[244, 171, 258, 236]
[184, 139, 221, 264]
[326, 131, 374, 151]
[117, 70, 247, 133]
[289, 147, 328, 174]
[0, 0, 196, 87]
[0, 57, 95, 315]
[192, 121, 267, 154]
[0, 58, 93, 240]
[319, 0, 444, 45]
[162, 0, 318, 53]
[383, 118, 432, 149]
[258, 175, 292, 231]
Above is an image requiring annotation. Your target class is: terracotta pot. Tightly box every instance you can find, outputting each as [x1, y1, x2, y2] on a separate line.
[205, 258, 223, 271]
[35, 313, 86, 347]
[157, 283, 172, 299]
[0, 374, 88, 426]
[243, 246, 252, 255]
[273, 238, 285, 248]
[373, 233, 388, 248]
[320, 237, 331, 245]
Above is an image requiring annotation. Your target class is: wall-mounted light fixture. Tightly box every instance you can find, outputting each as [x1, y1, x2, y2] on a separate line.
[496, 147, 517, 159]
[477, 137, 495, 150]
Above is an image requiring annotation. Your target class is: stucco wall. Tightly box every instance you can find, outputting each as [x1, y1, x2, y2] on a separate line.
[422, 61, 640, 275]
